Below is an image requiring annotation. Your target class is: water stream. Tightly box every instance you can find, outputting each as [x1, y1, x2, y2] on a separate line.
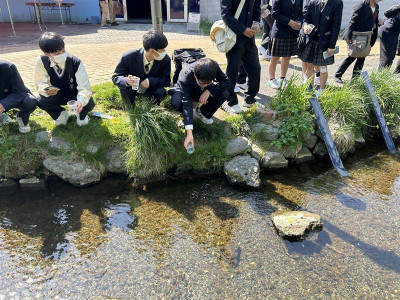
[1, 146, 400, 298]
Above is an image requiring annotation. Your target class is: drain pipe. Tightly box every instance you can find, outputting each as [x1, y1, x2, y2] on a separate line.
[150, 0, 163, 32]
[5, 0, 16, 36]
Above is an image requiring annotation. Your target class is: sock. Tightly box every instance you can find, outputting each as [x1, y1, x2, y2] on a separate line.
[316, 72, 321, 77]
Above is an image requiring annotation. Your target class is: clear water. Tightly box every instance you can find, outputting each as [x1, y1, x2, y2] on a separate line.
[1, 147, 400, 299]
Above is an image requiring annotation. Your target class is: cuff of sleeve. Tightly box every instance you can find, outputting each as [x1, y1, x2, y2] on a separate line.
[185, 125, 193, 130]
[77, 97, 89, 107]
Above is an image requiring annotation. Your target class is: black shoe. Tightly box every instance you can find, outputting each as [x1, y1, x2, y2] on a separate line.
[334, 77, 344, 84]
[111, 22, 119, 26]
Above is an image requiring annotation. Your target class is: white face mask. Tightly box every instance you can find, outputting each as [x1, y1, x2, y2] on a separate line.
[51, 52, 68, 64]
[154, 50, 166, 61]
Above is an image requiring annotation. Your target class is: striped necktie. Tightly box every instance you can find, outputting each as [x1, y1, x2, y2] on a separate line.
[144, 62, 151, 74]
[321, 0, 327, 12]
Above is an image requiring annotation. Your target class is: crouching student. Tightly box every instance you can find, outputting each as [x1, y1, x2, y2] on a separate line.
[169, 58, 230, 150]
[0, 60, 37, 133]
[35, 32, 95, 126]
[112, 29, 171, 109]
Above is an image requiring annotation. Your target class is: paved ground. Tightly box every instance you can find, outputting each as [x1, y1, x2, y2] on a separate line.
[0, 22, 394, 107]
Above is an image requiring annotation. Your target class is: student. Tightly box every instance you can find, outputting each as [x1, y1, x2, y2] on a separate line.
[112, 29, 171, 109]
[169, 58, 230, 150]
[0, 60, 37, 133]
[221, 0, 262, 114]
[378, 5, 400, 73]
[35, 32, 95, 126]
[99, 0, 110, 29]
[299, 0, 343, 97]
[334, 0, 380, 83]
[267, 0, 303, 89]
[259, 0, 274, 60]
[109, 0, 119, 26]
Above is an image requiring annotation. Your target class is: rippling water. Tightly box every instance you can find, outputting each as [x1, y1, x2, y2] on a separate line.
[1, 146, 400, 298]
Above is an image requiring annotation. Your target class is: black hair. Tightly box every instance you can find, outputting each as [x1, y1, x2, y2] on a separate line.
[142, 29, 168, 51]
[38, 32, 65, 53]
[194, 58, 218, 81]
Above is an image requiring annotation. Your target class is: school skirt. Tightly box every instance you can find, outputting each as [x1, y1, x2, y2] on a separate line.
[269, 36, 298, 57]
[299, 40, 334, 66]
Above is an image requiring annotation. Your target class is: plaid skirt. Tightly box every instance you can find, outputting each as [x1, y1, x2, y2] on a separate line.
[269, 36, 298, 57]
[299, 40, 334, 66]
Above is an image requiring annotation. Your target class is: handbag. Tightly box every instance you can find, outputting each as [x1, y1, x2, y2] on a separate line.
[347, 31, 373, 58]
[210, 0, 246, 53]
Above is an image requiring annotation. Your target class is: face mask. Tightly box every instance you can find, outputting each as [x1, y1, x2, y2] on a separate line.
[154, 50, 166, 61]
[51, 52, 68, 64]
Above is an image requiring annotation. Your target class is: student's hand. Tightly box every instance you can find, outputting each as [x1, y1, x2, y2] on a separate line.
[199, 90, 210, 105]
[76, 102, 83, 113]
[126, 75, 139, 86]
[289, 20, 301, 31]
[304, 24, 313, 34]
[46, 88, 59, 96]
[327, 48, 335, 57]
[141, 79, 149, 89]
[184, 130, 194, 149]
[0, 104, 4, 113]
[346, 39, 352, 44]
[243, 28, 256, 38]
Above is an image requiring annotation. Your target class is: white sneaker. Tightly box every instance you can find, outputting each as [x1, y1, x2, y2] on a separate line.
[54, 110, 70, 126]
[236, 82, 248, 91]
[0, 113, 12, 126]
[314, 76, 321, 85]
[194, 107, 213, 125]
[16, 117, 31, 133]
[242, 101, 264, 109]
[277, 78, 288, 88]
[221, 102, 237, 115]
[267, 79, 280, 89]
[314, 89, 324, 98]
[77, 115, 90, 126]
[234, 85, 240, 93]
[303, 74, 308, 83]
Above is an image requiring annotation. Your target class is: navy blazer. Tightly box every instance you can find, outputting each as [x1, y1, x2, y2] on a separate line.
[303, 0, 343, 52]
[112, 48, 171, 90]
[172, 62, 230, 126]
[271, 0, 303, 39]
[0, 60, 31, 111]
[221, 0, 261, 47]
[343, 0, 379, 46]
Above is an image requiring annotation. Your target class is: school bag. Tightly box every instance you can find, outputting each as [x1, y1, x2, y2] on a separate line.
[347, 31, 373, 58]
[210, 0, 246, 53]
[384, 5, 400, 19]
[172, 48, 205, 84]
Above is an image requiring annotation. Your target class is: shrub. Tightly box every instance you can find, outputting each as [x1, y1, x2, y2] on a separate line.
[92, 82, 124, 110]
[225, 114, 251, 137]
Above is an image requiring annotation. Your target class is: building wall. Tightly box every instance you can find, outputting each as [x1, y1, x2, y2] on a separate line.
[0, 0, 100, 23]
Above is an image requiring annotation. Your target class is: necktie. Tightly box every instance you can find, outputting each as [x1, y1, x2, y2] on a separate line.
[321, 0, 327, 12]
[54, 64, 62, 75]
[144, 63, 150, 74]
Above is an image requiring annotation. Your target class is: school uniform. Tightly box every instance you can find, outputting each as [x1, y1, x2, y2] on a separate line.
[299, 0, 343, 66]
[169, 62, 230, 130]
[35, 55, 95, 121]
[270, 0, 303, 57]
[0, 60, 37, 126]
[112, 48, 171, 108]
[221, 0, 261, 106]
[335, 0, 379, 79]
[378, 6, 400, 71]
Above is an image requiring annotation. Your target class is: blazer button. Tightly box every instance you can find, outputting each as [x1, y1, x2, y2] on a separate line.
[248, 12, 250, 15]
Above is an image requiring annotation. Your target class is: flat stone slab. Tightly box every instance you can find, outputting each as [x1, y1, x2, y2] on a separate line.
[260, 151, 288, 169]
[295, 147, 314, 164]
[270, 210, 323, 240]
[48, 136, 71, 151]
[225, 137, 251, 156]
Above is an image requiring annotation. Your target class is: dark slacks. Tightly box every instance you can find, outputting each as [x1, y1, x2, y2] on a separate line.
[1, 93, 37, 125]
[119, 87, 166, 109]
[379, 31, 399, 70]
[170, 90, 229, 120]
[226, 38, 261, 105]
[38, 93, 95, 121]
[335, 56, 366, 79]
[237, 63, 247, 84]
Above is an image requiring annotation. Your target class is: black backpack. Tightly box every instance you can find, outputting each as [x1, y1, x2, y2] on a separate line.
[172, 48, 205, 84]
[384, 5, 400, 19]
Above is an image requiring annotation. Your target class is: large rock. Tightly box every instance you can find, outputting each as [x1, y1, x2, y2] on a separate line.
[252, 122, 279, 141]
[35, 131, 51, 143]
[301, 132, 318, 149]
[250, 143, 264, 162]
[225, 137, 251, 156]
[223, 156, 260, 188]
[313, 141, 328, 157]
[282, 143, 303, 159]
[255, 108, 274, 122]
[354, 134, 366, 149]
[270, 210, 323, 240]
[260, 151, 288, 169]
[43, 157, 106, 186]
[295, 147, 314, 164]
[48, 136, 71, 151]
[105, 147, 127, 174]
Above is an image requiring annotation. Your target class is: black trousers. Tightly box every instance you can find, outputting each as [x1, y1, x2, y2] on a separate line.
[170, 90, 229, 120]
[119, 87, 166, 109]
[379, 31, 399, 70]
[226, 38, 261, 105]
[38, 93, 95, 121]
[237, 63, 247, 84]
[1, 93, 37, 125]
[335, 56, 366, 79]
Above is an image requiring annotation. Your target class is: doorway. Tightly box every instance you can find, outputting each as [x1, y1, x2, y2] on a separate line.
[126, 0, 167, 22]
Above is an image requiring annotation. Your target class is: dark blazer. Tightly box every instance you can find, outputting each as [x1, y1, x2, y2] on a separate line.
[221, 0, 261, 47]
[303, 0, 343, 52]
[0, 60, 30, 111]
[343, 0, 379, 47]
[271, 0, 303, 39]
[378, 9, 400, 54]
[112, 48, 171, 90]
[172, 62, 230, 126]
